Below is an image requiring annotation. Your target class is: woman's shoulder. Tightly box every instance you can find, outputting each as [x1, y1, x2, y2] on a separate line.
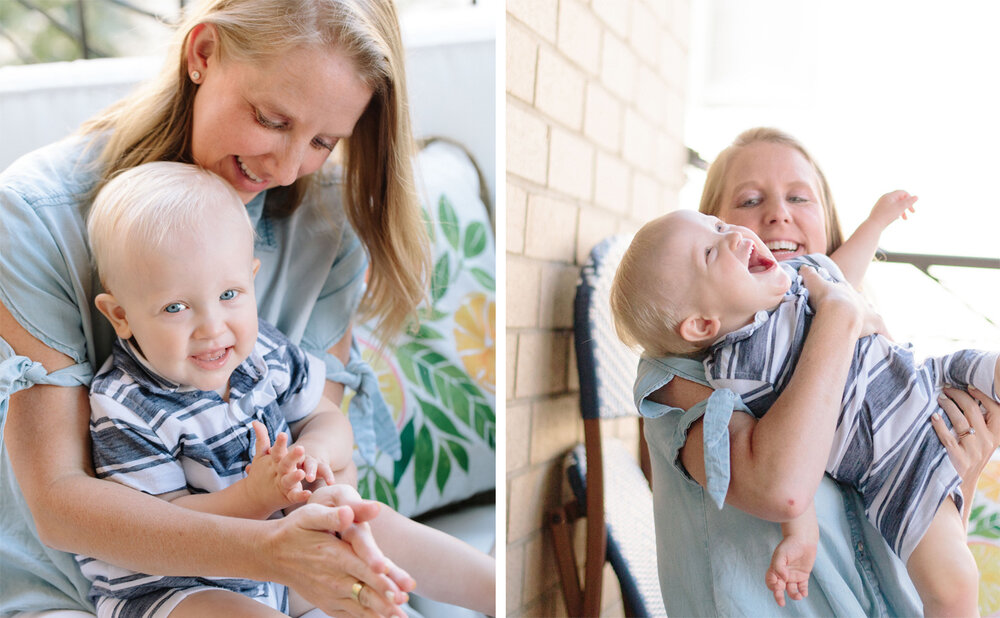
[1, 134, 103, 212]
[289, 163, 351, 236]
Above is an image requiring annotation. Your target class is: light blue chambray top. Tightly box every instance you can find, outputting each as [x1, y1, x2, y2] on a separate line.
[634, 355, 923, 617]
[0, 134, 398, 614]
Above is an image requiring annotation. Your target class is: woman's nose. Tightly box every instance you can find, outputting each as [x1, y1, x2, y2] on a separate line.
[763, 200, 792, 225]
[272, 142, 306, 187]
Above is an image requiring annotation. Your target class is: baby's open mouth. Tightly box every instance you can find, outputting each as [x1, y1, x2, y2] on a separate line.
[748, 245, 776, 274]
[190, 347, 232, 370]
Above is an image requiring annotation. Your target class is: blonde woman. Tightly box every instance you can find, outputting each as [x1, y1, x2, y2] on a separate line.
[0, 1, 435, 616]
[634, 127, 999, 615]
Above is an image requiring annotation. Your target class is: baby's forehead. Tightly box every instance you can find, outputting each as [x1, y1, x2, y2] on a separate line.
[631, 215, 690, 268]
[646, 210, 708, 246]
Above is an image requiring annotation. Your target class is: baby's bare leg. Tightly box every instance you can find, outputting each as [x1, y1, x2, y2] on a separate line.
[906, 497, 980, 617]
[369, 507, 496, 615]
[170, 589, 286, 618]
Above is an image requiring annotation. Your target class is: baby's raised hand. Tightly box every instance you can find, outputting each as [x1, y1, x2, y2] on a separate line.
[299, 452, 337, 490]
[765, 535, 816, 607]
[870, 189, 917, 228]
[245, 421, 313, 510]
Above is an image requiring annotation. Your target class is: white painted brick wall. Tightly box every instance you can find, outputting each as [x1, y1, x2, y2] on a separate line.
[506, 1, 691, 614]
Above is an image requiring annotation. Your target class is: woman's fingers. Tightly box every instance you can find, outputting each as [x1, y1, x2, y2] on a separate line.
[287, 505, 405, 605]
[967, 386, 1000, 444]
[931, 409, 963, 463]
[302, 487, 414, 599]
[939, 388, 974, 432]
[309, 484, 382, 523]
[799, 266, 886, 338]
[937, 386, 998, 490]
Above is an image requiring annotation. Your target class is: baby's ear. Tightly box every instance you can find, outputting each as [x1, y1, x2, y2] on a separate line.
[678, 315, 720, 345]
[94, 293, 133, 339]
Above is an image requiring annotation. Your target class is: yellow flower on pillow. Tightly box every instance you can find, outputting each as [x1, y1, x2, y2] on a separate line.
[453, 292, 495, 393]
[346, 338, 407, 426]
[971, 541, 1000, 616]
[977, 460, 1000, 503]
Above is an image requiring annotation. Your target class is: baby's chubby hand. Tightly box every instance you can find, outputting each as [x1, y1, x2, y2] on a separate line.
[869, 189, 917, 228]
[244, 421, 313, 510]
[766, 535, 816, 607]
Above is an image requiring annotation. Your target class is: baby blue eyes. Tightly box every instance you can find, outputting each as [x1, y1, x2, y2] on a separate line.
[163, 291, 236, 313]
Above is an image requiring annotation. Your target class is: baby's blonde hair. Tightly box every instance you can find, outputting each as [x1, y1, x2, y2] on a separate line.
[609, 217, 701, 357]
[88, 162, 253, 292]
[82, 0, 429, 343]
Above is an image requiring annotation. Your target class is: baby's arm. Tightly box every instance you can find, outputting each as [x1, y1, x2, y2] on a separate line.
[766, 502, 818, 607]
[163, 421, 309, 519]
[830, 190, 916, 288]
[288, 396, 356, 487]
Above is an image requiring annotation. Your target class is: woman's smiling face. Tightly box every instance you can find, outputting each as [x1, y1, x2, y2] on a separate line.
[715, 141, 829, 259]
[187, 26, 374, 204]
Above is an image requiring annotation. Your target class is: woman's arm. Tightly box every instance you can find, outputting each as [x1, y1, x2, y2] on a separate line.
[668, 268, 871, 521]
[1, 302, 406, 617]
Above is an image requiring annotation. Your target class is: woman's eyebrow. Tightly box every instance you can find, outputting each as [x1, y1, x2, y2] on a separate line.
[729, 181, 759, 194]
[786, 181, 816, 191]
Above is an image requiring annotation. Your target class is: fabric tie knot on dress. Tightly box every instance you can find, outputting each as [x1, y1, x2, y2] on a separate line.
[323, 343, 401, 466]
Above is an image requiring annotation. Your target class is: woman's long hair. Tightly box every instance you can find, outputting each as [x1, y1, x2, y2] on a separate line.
[81, 0, 429, 343]
[698, 127, 845, 254]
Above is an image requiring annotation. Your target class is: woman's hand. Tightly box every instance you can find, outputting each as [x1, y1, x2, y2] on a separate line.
[264, 492, 411, 618]
[932, 386, 1000, 520]
[800, 266, 887, 339]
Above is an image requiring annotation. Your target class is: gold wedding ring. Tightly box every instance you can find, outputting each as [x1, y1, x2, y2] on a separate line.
[351, 581, 365, 604]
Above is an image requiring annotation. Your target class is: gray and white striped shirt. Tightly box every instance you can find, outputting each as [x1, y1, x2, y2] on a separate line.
[76, 318, 326, 605]
[705, 254, 998, 562]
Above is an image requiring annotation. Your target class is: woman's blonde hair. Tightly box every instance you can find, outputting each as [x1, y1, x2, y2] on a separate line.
[88, 162, 253, 291]
[81, 0, 429, 342]
[698, 127, 845, 254]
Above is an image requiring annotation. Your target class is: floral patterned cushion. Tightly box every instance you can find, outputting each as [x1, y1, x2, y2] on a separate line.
[351, 140, 496, 518]
[971, 456, 1000, 616]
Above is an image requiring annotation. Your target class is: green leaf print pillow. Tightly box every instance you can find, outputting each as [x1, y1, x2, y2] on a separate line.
[352, 140, 496, 518]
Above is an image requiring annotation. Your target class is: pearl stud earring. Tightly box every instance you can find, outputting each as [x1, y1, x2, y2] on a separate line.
[191, 70, 201, 81]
